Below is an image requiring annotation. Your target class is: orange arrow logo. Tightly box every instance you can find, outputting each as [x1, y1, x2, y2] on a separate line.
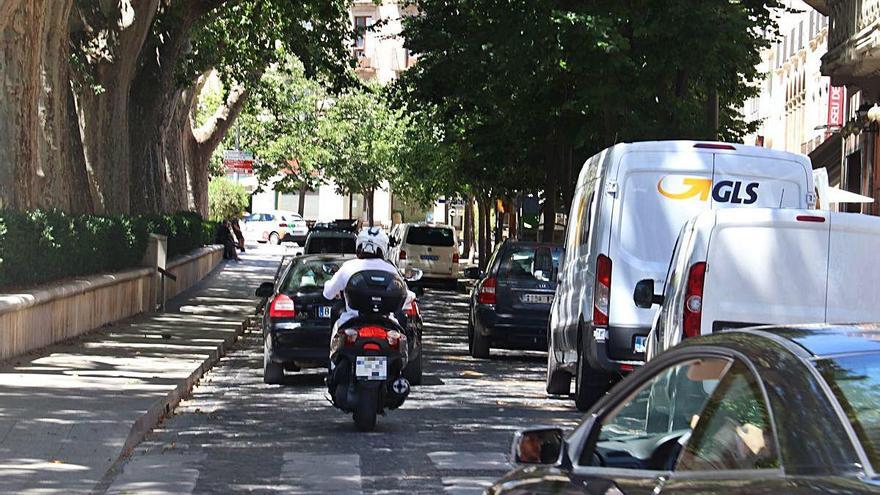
[657, 176, 712, 201]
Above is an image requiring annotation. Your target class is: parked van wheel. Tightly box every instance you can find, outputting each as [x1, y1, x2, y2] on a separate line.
[546, 331, 571, 395]
[574, 333, 610, 411]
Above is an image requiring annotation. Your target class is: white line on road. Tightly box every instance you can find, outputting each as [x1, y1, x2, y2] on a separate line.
[428, 451, 510, 471]
[280, 453, 362, 494]
[106, 452, 206, 495]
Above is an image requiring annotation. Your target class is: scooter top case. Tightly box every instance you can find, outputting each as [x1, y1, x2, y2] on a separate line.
[343, 270, 408, 315]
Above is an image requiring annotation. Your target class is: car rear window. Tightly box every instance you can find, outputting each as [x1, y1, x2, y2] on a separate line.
[406, 227, 455, 246]
[280, 259, 343, 293]
[815, 352, 880, 470]
[499, 246, 562, 282]
[306, 237, 357, 255]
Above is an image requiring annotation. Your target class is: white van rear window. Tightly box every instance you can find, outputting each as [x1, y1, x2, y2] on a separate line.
[620, 172, 709, 263]
[406, 227, 455, 246]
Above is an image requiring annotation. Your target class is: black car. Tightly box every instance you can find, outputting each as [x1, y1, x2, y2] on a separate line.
[489, 324, 880, 494]
[255, 254, 424, 384]
[303, 230, 357, 255]
[465, 241, 563, 358]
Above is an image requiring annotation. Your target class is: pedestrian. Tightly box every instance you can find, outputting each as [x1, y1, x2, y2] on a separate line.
[218, 220, 240, 261]
[231, 215, 246, 253]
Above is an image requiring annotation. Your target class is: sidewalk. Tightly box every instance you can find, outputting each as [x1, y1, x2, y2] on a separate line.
[0, 249, 278, 494]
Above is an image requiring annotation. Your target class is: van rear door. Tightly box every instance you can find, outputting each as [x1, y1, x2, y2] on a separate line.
[701, 209, 829, 333]
[711, 152, 811, 209]
[826, 213, 880, 323]
[608, 150, 715, 358]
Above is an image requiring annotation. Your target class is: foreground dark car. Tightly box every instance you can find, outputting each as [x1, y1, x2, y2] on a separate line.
[256, 254, 424, 384]
[466, 240, 563, 358]
[489, 324, 880, 494]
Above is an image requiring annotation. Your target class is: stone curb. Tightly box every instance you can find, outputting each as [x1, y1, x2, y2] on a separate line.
[93, 314, 259, 494]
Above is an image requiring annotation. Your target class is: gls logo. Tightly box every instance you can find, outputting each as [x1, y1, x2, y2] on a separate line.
[657, 176, 759, 204]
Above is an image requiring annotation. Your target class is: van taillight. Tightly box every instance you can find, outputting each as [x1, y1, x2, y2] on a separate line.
[453, 252, 460, 264]
[478, 278, 497, 304]
[399, 249, 407, 261]
[269, 294, 296, 318]
[593, 254, 612, 327]
[796, 215, 826, 223]
[683, 262, 706, 338]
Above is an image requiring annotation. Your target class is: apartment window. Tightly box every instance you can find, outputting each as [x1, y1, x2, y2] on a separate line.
[789, 28, 796, 56]
[783, 36, 788, 63]
[798, 20, 804, 49]
[809, 11, 816, 38]
[354, 16, 371, 50]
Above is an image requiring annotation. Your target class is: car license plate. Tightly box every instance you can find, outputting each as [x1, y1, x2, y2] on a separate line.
[523, 294, 553, 304]
[318, 306, 331, 319]
[420, 255, 439, 261]
[355, 356, 387, 380]
[634, 336, 647, 354]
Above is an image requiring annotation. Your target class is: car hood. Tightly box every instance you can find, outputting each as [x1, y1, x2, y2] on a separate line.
[487, 466, 576, 494]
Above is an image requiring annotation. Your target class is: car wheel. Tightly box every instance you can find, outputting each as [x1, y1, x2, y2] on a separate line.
[546, 328, 572, 396]
[470, 324, 490, 359]
[269, 232, 280, 245]
[573, 326, 610, 411]
[263, 335, 284, 384]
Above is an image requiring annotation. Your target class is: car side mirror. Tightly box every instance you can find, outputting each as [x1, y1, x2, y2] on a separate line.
[463, 267, 482, 280]
[511, 427, 564, 465]
[255, 282, 274, 298]
[633, 279, 664, 309]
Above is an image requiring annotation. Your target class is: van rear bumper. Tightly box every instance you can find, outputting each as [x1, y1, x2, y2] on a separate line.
[586, 323, 647, 373]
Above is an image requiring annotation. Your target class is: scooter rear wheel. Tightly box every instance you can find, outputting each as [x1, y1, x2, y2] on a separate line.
[353, 386, 379, 431]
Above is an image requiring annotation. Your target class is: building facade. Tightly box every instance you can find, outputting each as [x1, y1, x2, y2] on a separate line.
[743, 2, 838, 174]
[804, 0, 880, 214]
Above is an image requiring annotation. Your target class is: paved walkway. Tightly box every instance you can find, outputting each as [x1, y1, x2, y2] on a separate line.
[0, 247, 280, 494]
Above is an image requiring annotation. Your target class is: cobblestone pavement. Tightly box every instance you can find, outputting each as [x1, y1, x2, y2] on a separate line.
[103, 287, 583, 494]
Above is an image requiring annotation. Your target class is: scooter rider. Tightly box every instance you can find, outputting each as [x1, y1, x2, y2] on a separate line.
[322, 226, 414, 334]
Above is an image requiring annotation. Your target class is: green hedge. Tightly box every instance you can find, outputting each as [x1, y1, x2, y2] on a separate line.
[0, 209, 210, 290]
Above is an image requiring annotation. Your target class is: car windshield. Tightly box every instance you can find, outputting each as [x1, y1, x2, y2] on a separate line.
[306, 237, 357, 254]
[499, 246, 563, 282]
[815, 352, 880, 470]
[406, 227, 454, 246]
[280, 259, 343, 293]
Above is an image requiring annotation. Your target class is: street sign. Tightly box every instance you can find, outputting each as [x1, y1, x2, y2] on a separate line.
[224, 150, 254, 174]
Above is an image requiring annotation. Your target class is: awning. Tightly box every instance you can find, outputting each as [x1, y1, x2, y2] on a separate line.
[827, 187, 874, 204]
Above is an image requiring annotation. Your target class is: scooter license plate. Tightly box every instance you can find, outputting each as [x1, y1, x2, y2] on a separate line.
[355, 356, 387, 380]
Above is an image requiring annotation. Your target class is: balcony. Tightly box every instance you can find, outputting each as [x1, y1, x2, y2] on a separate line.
[819, 0, 880, 94]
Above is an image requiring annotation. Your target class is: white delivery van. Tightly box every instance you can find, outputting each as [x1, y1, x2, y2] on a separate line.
[546, 140, 816, 411]
[641, 208, 880, 360]
[388, 223, 460, 288]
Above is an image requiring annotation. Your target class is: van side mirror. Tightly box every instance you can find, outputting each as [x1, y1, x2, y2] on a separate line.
[633, 279, 664, 308]
[511, 427, 564, 465]
[255, 282, 274, 298]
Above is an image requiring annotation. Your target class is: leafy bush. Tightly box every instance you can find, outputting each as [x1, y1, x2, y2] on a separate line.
[208, 177, 250, 222]
[0, 209, 208, 290]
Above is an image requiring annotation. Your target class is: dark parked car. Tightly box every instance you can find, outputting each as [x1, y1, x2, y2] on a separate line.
[489, 324, 880, 494]
[303, 230, 357, 255]
[465, 241, 563, 358]
[255, 254, 424, 384]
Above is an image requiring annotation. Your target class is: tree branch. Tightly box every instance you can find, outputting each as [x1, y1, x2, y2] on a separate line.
[192, 84, 249, 156]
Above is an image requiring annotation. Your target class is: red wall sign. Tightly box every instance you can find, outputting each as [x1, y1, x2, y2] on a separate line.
[827, 86, 846, 128]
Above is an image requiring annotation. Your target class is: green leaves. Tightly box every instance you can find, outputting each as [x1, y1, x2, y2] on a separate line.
[208, 178, 250, 223]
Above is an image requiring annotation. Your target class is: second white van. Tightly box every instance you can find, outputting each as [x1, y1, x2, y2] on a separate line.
[640, 208, 880, 360]
[546, 140, 816, 410]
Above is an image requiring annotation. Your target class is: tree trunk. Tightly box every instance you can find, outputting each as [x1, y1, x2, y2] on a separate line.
[0, 0, 46, 210]
[507, 198, 517, 240]
[298, 182, 307, 216]
[542, 143, 559, 243]
[476, 195, 488, 270]
[366, 188, 375, 226]
[462, 195, 474, 259]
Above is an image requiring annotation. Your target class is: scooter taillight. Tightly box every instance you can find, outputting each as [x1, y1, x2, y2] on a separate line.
[363, 343, 381, 351]
[358, 326, 388, 339]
